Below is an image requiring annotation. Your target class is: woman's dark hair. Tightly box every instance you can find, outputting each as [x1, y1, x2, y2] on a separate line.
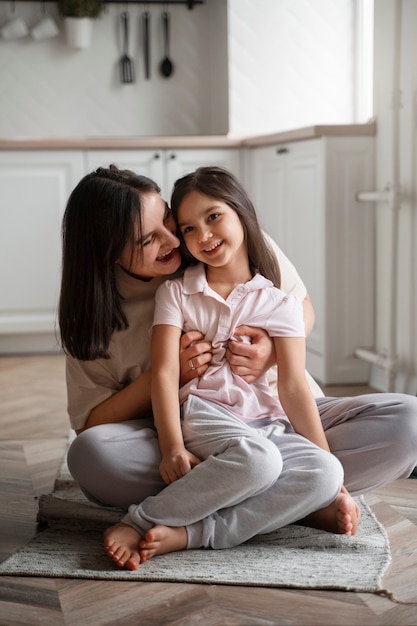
[171, 166, 281, 287]
[59, 165, 160, 361]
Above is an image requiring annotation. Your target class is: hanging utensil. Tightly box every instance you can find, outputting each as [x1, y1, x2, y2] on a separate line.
[142, 10, 151, 80]
[30, 0, 59, 41]
[159, 10, 174, 78]
[1, 0, 28, 40]
[120, 11, 135, 84]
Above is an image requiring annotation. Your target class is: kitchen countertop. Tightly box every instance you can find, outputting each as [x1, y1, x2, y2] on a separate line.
[0, 122, 376, 150]
[242, 121, 376, 146]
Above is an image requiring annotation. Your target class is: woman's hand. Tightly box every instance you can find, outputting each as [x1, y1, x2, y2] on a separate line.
[226, 326, 275, 383]
[179, 330, 212, 386]
[159, 448, 201, 484]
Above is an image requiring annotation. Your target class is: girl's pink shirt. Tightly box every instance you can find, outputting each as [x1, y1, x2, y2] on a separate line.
[153, 263, 305, 424]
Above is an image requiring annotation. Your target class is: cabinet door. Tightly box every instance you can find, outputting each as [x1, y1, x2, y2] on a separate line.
[86, 150, 164, 193]
[248, 144, 287, 246]
[248, 141, 324, 361]
[0, 151, 84, 353]
[282, 142, 324, 361]
[164, 148, 241, 200]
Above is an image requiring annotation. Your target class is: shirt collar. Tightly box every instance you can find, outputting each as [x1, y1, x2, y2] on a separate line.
[182, 263, 273, 296]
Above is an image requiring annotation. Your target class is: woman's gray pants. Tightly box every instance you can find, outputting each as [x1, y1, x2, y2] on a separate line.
[68, 392, 417, 549]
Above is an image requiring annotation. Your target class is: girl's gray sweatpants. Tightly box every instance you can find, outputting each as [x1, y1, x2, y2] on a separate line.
[122, 395, 344, 548]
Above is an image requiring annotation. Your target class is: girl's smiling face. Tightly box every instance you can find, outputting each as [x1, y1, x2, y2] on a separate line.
[177, 190, 247, 269]
[118, 192, 181, 279]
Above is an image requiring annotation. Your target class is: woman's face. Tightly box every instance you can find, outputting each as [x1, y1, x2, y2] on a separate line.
[118, 192, 181, 279]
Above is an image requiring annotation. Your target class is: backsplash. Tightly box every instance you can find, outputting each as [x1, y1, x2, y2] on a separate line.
[0, 0, 228, 137]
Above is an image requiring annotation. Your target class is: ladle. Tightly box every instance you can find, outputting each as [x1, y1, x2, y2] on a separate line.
[160, 11, 174, 78]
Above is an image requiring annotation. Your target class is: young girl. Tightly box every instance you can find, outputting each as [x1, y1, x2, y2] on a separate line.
[104, 167, 360, 570]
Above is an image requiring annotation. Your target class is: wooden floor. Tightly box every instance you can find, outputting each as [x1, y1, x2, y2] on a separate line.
[1, 355, 417, 626]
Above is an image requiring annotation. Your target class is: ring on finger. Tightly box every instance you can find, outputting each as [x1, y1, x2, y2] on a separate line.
[189, 358, 196, 371]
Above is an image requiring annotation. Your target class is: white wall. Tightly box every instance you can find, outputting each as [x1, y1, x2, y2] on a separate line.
[369, 0, 417, 393]
[1, 0, 366, 139]
[227, 0, 365, 137]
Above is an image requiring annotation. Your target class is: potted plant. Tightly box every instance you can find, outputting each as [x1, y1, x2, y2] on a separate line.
[58, 0, 103, 49]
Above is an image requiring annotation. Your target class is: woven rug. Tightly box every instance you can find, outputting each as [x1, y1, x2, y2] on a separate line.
[0, 453, 392, 591]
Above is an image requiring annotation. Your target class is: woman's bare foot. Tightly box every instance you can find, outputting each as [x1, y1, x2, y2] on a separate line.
[300, 487, 361, 536]
[139, 524, 188, 562]
[103, 522, 143, 570]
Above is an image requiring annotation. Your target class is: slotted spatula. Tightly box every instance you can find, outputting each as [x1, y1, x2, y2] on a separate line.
[120, 11, 135, 84]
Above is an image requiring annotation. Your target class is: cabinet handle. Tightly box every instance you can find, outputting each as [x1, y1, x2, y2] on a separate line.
[153, 152, 160, 159]
[276, 147, 288, 155]
[169, 153, 177, 160]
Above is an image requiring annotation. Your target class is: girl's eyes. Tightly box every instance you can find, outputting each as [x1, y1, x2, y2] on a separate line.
[181, 212, 221, 235]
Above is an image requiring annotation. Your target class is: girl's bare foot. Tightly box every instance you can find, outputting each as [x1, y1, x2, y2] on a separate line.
[300, 487, 361, 536]
[139, 524, 188, 562]
[103, 522, 143, 570]
[332, 490, 360, 535]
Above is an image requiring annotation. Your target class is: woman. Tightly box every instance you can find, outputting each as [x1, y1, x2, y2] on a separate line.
[60, 165, 417, 556]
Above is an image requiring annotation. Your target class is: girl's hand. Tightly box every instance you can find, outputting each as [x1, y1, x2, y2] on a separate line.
[179, 330, 212, 386]
[159, 449, 201, 484]
[226, 326, 275, 383]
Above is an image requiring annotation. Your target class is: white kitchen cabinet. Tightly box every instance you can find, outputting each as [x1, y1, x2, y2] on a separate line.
[246, 136, 375, 384]
[86, 148, 240, 200]
[0, 150, 84, 353]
